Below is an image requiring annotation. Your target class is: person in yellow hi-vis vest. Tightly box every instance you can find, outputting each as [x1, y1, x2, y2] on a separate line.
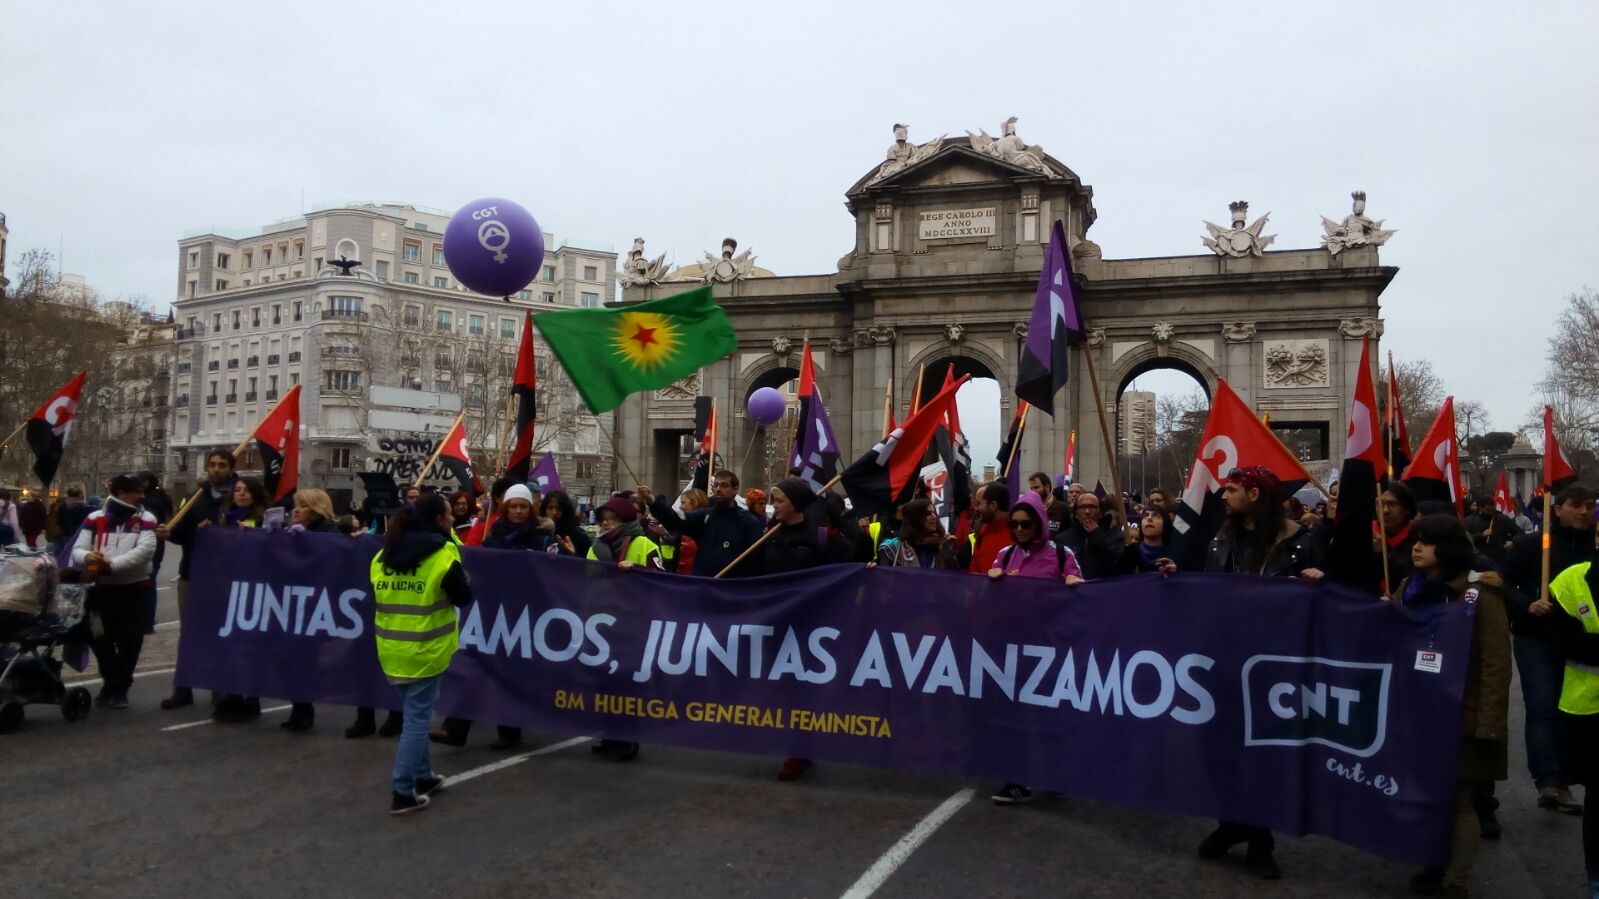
[369, 493, 474, 815]
[1543, 559, 1599, 897]
[586, 496, 662, 761]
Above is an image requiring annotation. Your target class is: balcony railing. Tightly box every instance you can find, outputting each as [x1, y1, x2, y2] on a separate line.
[207, 360, 220, 372]
[265, 389, 278, 401]
[176, 326, 201, 339]
[246, 355, 259, 367]
[266, 354, 280, 365]
[205, 396, 218, 406]
[403, 316, 421, 327]
[224, 394, 238, 403]
[435, 322, 453, 332]
[321, 345, 361, 358]
[322, 309, 368, 321]
[400, 355, 421, 367]
[226, 359, 239, 369]
[176, 362, 192, 374]
[244, 392, 257, 402]
[175, 395, 189, 407]
[287, 351, 301, 363]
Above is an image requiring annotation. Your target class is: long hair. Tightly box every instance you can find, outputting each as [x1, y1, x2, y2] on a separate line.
[294, 488, 335, 522]
[383, 492, 450, 572]
[233, 477, 269, 522]
[897, 498, 943, 545]
[1223, 488, 1287, 548]
[543, 490, 579, 531]
[1411, 513, 1476, 581]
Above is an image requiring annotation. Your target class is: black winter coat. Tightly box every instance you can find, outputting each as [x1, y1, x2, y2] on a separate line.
[649, 497, 764, 577]
[169, 479, 237, 579]
[1502, 522, 1599, 635]
[760, 519, 829, 575]
[1205, 522, 1323, 577]
[1060, 524, 1123, 580]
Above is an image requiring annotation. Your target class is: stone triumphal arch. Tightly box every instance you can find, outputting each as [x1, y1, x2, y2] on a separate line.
[615, 119, 1397, 492]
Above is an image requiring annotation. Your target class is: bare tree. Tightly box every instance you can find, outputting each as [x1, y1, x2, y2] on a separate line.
[1382, 357, 1446, 434]
[1524, 289, 1599, 481]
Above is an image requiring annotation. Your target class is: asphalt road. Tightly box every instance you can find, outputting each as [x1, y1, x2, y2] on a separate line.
[2, 549, 1590, 899]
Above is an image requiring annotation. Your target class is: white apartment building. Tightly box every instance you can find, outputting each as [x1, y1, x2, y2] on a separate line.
[168, 202, 617, 511]
[1118, 390, 1157, 457]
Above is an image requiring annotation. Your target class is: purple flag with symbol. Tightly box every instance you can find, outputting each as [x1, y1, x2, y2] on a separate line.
[530, 451, 562, 494]
[1015, 219, 1084, 416]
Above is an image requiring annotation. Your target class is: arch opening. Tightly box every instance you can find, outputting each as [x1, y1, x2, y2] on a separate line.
[1114, 365, 1210, 503]
[913, 354, 1003, 489]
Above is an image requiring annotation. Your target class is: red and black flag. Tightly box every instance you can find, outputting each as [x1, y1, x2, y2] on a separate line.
[1543, 405, 1578, 492]
[1402, 397, 1462, 514]
[1329, 337, 1386, 589]
[690, 396, 718, 492]
[1171, 379, 1314, 571]
[503, 310, 538, 483]
[842, 373, 970, 519]
[24, 370, 86, 488]
[1384, 352, 1412, 479]
[252, 385, 301, 502]
[932, 364, 972, 528]
[1015, 219, 1084, 415]
[437, 417, 484, 495]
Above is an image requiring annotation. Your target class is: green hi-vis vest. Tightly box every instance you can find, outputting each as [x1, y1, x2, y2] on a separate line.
[1549, 563, 1599, 716]
[587, 535, 661, 567]
[370, 542, 461, 683]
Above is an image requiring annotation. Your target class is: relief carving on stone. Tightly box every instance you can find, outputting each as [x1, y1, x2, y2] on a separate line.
[854, 325, 896, 348]
[1085, 328, 1106, 347]
[944, 322, 966, 346]
[668, 237, 769, 283]
[865, 123, 946, 187]
[617, 237, 670, 287]
[1202, 201, 1276, 258]
[1320, 191, 1395, 256]
[1263, 339, 1330, 389]
[829, 337, 853, 356]
[771, 335, 793, 357]
[655, 370, 702, 400]
[967, 117, 1058, 178]
[1337, 318, 1384, 338]
[1012, 321, 1028, 341]
[1151, 321, 1175, 344]
[1221, 321, 1258, 342]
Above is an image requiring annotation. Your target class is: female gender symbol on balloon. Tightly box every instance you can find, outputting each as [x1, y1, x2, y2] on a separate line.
[747, 387, 787, 427]
[443, 198, 545, 299]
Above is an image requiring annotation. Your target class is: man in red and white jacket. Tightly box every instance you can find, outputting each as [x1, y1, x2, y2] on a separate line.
[71, 474, 158, 709]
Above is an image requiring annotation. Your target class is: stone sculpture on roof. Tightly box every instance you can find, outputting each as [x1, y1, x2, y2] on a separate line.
[1202, 201, 1276, 258]
[865, 123, 946, 187]
[967, 117, 1056, 177]
[1321, 191, 1396, 256]
[618, 237, 671, 287]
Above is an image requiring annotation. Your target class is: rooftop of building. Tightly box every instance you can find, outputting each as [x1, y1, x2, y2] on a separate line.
[180, 201, 614, 255]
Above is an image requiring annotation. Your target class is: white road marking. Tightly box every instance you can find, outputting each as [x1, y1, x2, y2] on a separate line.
[445, 735, 594, 786]
[155, 620, 181, 631]
[161, 703, 292, 732]
[839, 788, 976, 899]
[65, 666, 177, 689]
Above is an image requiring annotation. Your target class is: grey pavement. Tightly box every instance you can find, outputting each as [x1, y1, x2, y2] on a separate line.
[2, 550, 1590, 898]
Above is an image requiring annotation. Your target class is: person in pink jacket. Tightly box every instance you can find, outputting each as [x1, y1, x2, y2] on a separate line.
[986, 490, 1083, 805]
[987, 491, 1085, 584]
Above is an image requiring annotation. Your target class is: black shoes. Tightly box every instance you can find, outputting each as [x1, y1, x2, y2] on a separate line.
[106, 695, 129, 710]
[428, 729, 467, 747]
[345, 718, 376, 739]
[377, 712, 403, 738]
[1199, 826, 1282, 880]
[591, 739, 639, 761]
[1246, 847, 1283, 881]
[416, 774, 447, 797]
[213, 696, 261, 723]
[389, 792, 429, 816]
[1410, 866, 1445, 895]
[490, 736, 522, 751]
[159, 688, 193, 710]
[280, 716, 313, 733]
[990, 783, 1033, 804]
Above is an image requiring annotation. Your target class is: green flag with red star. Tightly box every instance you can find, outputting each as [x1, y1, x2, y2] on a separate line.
[532, 285, 738, 414]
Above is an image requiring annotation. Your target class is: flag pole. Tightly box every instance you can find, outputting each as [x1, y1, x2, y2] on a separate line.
[1254, 410, 1334, 499]
[1540, 490, 1554, 605]
[1002, 403, 1029, 478]
[881, 377, 895, 438]
[414, 409, 468, 490]
[166, 389, 298, 529]
[0, 421, 26, 453]
[1081, 351, 1126, 529]
[1385, 351, 1396, 482]
[909, 363, 926, 416]
[495, 392, 515, 473]
[714, 473, 844, 578]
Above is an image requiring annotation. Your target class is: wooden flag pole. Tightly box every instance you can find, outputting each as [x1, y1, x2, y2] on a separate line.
[881, 377, 895, 438]
[0, 421, 26, 453]
[166, 389, 299, 529]
[714, 473, 843, 578]
[1081, 351, 1126, 529]
[1002, 404, 1029, 478]
[495, 393, 515, 473]
[1539, 490, 1554, 604]
[909, 363, 926, 415]
[413, 410, 468, 490]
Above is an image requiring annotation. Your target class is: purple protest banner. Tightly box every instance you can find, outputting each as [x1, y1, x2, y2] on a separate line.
[179, 528, 1471, 864]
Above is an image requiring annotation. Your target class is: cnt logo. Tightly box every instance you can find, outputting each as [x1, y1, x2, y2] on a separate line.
[1241, 655, 1392, 758]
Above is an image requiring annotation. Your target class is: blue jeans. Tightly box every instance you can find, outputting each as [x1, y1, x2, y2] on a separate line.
[1513, 633, 1566, 788]
[391, 676, 441, 796]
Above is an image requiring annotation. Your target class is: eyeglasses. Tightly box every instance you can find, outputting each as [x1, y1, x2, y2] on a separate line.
[1008, 519, 1034, 530]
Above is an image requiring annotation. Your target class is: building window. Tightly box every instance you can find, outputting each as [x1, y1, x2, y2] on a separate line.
[403, 271, 420, 284]
[264, 247, 272, 264]
[402, 241, 420, 262]
[580, 291, 599, 308]
[326, 370, 361, 391]
[372, 260, 388, 281]
[243, 251, 252, 269]
[434, 276, 448, 288]
[433, 379, 450, 394]
[435, 309, 453, 331]
[188, 251, 199, 269]
[271, 304, 281, 324]
[468, 314, 484, 336]
[216, 279, 229, 290]
[251, 307, 261, 327]
[403, 305, 421, 326]
[432, 245, 445, 266]
[290, 372, 299, 386]
[576, 461, 594, 479]
[293, 301, 302, 321]
[583, 265, 598, 281]
[232, 310, 241, 329]
[499, 318, 516, 339]
[212, 313, 222, 331]
[332, 447, 352, 470]
[329, 295, 363, 316]
[518, 289, 532, 301]
[216, 252, 230, 270]
[295, 242, 304, 259]
[542, 265, 555, 282]
[543, 291, 556, 303]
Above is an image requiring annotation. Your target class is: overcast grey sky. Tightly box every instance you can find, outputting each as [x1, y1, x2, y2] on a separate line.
[3, 1, 1596, 466]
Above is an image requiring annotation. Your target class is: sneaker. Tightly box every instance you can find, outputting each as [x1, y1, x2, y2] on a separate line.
[591, 739, 624, 755]
[613, 742, 640, 762]
[1537, 785, 1560, 808]
[990, 783, 1033, 804]
[428, 729, 466, 747]
[345, 719, 376, 739]
[159, 688, 193, 710]
[416, 774, 447, 797]
[1477, 807, 1502, 840]
[107, 695, 129, 710]
[377, 712, 403, 738]
[389, 792, 430, 816]
[94, 689, 110, 707]
[1245, 847, 1283, 881]
[776, 757, 809, 781]
[1197, 826, 1240, 860]
[1553, 786, 1584, 815]
[280, 716, 313, 733]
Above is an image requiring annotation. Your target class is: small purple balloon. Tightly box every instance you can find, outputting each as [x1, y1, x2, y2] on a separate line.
[443, 198, 544, 297]
[748, 387, 787, 426]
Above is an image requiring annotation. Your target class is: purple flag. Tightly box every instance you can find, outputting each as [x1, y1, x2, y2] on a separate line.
[1093, 480, 1107, 502]
[1015, 219, 1084, 416]
[792, 383, 840, 492]
[530, 452, 562, 493]
[181, 527, 1471, 866]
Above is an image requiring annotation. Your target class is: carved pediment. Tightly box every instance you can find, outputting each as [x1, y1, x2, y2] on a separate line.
[847, 141, 1076, 198]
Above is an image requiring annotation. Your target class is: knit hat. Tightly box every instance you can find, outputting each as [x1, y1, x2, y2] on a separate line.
[1225, 465, 1282, 497]
[598, 496, 638, 522]
[503, 484, 535, 508]
[773, 477, 817, 513]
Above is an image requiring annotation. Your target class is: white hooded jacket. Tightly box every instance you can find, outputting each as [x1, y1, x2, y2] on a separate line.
[71, 499, 159, 587]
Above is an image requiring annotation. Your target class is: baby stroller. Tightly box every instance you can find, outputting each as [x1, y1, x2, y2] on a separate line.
[0, 548, 92, 734]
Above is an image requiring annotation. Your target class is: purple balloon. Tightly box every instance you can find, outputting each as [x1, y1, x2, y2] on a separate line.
[443, 198, 544, 298]
[748, 387, 787, 426]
